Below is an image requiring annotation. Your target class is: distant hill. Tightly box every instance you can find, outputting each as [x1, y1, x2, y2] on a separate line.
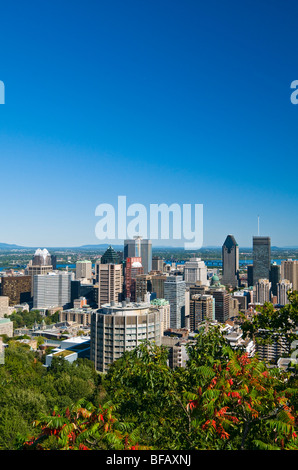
[78, 244, 123, 250]
[0, 242, 297, 252]
[0, 243, 28, 250]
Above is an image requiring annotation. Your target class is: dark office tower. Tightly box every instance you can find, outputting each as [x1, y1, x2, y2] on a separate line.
[247, 265, 254, 287]
[253, 236, 271, 285]
[1, 276, 32, 306]
[269, 262, 280, 297]
[222, 235, 239, 288]
[211, 289, 230, 323]
[71, 280, 81, 304]
[101, 246, 120, 264]
[189, 293, 215, 331]
[124, 237, 152, 274]
[51, 255, 57, 270]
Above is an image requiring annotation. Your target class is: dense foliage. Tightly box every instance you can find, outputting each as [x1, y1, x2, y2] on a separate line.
[1, 294, 298, 450]
[7, 309, 60, 329]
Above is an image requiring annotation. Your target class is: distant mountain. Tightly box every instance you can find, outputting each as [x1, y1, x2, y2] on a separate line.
[0, 243, 28, 250]
[78, 244, 123, 250]
[1, 242, 297, 252]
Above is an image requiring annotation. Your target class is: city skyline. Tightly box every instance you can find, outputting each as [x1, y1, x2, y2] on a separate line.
[1, 1, 298, 248]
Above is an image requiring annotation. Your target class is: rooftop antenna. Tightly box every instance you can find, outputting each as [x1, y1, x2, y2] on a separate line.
[258, 215, 260, 236]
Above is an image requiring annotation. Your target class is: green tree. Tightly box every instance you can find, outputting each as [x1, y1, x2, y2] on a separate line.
[22, 400, 149, 450]
[103, 329, 298, 450]
[241, 291, 298, 360]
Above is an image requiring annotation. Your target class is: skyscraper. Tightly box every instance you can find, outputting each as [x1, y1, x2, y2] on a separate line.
[33, 271, 74, 309]
[101, 246, 121, 264]
[255, 279, 271, 304]
[135, 274, 153, 302]
[269, 262, 280, 297]
[97, 263, 123, 307]
[222, 235, 239, 288]
[124, 257, 144, 301]
[124, 237, 152, 274]
[183, 257, 208, 287]
[1, 275, 32, 306]
[164, 275, 186, 329]
[26, 248, 53, 295]
[277, 279, 292, 306]
[76, 260, 92, 281]
[281, 259, 298, 291]
[253, 236, 271, 285]
[189, 293, 215, 331]
[150, 298, 171, 334]
[152, 256, 164, 272]
[211, 289, 230, 323]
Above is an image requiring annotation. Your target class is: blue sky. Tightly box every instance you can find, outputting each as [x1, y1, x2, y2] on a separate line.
[0, 0, 298, 248]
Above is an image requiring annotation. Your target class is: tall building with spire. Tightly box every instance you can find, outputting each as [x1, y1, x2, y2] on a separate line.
[222, 235, 239, 288]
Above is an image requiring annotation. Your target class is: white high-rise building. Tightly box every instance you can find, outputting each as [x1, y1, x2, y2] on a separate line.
[164, 275, 186, 329]
[33, 272, 74, 309]
[277, 279, 292, 306]
[183, 257, 208, 287]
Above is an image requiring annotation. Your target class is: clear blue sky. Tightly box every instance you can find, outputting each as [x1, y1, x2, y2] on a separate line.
[0, 0, 298, 248]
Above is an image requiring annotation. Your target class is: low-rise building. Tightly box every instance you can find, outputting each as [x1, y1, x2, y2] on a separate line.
[45, 336, 91, 367]
[0, 317, 13, 337]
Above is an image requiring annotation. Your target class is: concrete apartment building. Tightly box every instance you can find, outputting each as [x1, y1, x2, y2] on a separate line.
[90, 299, 161, 373]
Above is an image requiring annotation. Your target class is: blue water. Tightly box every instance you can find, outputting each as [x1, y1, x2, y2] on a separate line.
[165, 259, 297, 267]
